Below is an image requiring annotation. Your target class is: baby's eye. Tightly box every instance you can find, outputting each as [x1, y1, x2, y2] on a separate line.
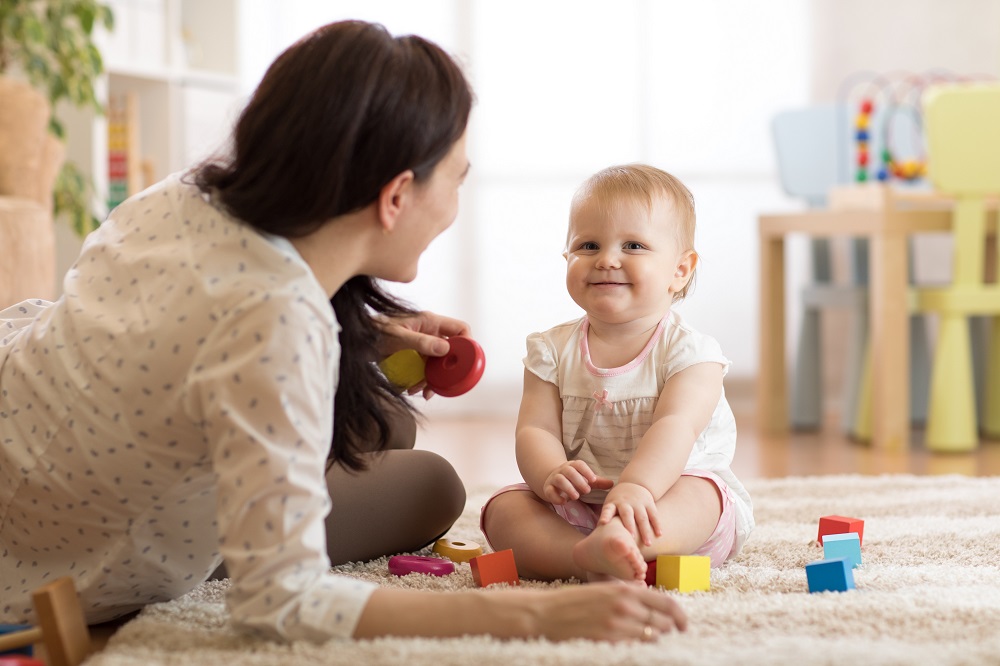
[579, 241, 599, 251]
[623, 241, 646, 251]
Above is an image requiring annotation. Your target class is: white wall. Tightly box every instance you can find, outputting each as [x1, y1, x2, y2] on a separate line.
[55, 0, 1000, 417]
[229, 0, 811, 415]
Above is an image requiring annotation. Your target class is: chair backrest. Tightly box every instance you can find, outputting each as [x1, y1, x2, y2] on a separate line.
[923, 83, 1000, 196]
[771, 104, 851, 208]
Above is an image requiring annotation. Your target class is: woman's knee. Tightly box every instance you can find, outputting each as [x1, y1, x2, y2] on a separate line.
[410, 449, 466, 526]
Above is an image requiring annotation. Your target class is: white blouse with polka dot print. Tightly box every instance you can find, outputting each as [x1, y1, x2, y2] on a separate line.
[0, 173, 376, 642]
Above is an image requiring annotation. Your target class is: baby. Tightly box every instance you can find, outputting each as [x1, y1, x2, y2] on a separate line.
[481, 164, 754, 583]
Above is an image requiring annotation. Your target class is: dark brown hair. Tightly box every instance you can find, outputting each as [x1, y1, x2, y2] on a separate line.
[192, 20, 473, 470]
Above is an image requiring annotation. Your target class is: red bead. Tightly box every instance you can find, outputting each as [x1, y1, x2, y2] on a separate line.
[424, 336, 486, 397]
[860, 99, 873, 114]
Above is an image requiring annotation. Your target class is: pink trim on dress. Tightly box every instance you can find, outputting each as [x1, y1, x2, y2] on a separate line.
[579, 315, 668, 378]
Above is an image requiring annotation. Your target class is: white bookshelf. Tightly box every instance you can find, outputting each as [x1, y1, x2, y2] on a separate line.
[57, 0, 247, 284]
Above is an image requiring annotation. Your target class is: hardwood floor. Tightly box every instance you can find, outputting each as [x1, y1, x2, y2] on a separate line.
[415, 386, 1000, 488]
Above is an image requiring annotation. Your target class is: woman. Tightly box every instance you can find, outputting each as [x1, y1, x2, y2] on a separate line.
[0, 20, 686, 643]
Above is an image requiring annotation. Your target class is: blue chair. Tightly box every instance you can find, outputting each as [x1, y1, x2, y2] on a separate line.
[771, 105, 931, 434]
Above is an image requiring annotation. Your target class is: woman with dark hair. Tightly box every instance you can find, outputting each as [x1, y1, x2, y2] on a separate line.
[0, 20, 687, 643]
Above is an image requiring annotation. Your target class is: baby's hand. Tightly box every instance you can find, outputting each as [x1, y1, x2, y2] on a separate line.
[542, 461, 613, 505]
[599, 482, 662, 547]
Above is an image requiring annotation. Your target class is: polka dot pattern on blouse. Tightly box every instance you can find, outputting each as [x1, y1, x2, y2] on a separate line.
[0, 173, 376, 641]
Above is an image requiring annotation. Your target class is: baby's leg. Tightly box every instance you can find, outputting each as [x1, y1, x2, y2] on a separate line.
[572, 475, 723, 583]
[639, 475, 723, 561]
[571, 518, 649, 584]
[481, 489, 591, 581]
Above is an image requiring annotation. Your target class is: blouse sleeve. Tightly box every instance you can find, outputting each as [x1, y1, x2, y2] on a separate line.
[662, 322, 732, 382]
[524, 331, 558, 384]
[185, 289, 376, 643]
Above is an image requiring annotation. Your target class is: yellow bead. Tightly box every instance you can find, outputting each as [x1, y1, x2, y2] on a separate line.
[379, 349, 426, 389]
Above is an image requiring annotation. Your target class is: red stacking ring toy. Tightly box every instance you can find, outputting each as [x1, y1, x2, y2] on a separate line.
[424, 336, 486, 397]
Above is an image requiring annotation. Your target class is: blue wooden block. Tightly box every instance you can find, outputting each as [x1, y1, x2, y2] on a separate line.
[823, 532, 862, 568]
[806, 557, 856, 593]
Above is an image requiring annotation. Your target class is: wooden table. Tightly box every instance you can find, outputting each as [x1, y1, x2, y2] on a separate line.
[757, 186, 962, 450]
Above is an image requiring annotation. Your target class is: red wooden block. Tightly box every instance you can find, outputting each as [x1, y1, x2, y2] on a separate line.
[817, 515, 865, 546]
[469, 549, 519, 588]
[643, 559, 657, 587]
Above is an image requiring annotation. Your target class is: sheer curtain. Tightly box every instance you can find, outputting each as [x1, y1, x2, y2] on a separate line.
[240, 1, 810, 413]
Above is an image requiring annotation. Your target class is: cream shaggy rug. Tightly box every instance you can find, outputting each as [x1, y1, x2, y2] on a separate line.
[85, 474, 1000, 666]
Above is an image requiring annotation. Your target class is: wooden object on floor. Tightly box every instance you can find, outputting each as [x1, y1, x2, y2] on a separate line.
[817, 515, 865, 546]
[806, 557, 856, 593]
[469, 549, 519, 588]
[0, 578, 92, 666]
[823, 533, 862, 569]
[432, 537, 484, 563]
[654, 555, 711, 593]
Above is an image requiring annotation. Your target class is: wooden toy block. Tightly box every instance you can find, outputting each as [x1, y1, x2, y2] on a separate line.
[817, 515, 865, 546]
[643, 559, 657, 587]
[0, 577, 92, 666]
[823, 532, 862, 568]
[655, 555, 710, 593]
[806, 557, 856, 593]
[469, 549, 519, 588]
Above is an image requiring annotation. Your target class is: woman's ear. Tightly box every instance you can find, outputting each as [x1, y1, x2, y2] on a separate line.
[669, 250, 698, 292]
[377, 169, 416, 232]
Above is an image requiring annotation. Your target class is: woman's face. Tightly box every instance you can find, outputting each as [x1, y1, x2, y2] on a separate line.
[388, 132, 470, 282]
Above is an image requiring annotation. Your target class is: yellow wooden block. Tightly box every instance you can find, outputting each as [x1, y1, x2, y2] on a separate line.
[655, 555, 710, 593]
[379, 349, 425, 389]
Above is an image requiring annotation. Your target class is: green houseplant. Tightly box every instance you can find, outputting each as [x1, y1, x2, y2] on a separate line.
[0, 0, 113, 236]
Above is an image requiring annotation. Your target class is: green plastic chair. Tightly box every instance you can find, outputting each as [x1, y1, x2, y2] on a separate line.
[920, 83, 1000, 451]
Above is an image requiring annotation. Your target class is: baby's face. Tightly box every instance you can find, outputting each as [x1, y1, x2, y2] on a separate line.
[564, 195, 689, 327]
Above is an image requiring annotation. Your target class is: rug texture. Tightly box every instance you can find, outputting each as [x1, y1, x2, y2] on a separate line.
[85, 474, 1000, 665]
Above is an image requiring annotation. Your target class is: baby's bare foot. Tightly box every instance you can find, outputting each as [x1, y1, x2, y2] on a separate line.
[572, 521, 646, 583]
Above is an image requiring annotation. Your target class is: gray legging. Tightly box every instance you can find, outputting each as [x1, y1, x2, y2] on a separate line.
[324, 401, 466, 565]
[213, 401, 466, 576]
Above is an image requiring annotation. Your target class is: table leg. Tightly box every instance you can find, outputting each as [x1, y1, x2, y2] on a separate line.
[758, 230, 788, 433]
[869, 229, 910, 450]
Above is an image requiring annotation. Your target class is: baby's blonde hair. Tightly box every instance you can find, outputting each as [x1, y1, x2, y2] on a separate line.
[570, 163, 697, 301]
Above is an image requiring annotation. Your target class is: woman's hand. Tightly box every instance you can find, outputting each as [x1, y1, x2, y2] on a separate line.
[376, 311, 470, 397]
[531, 584, 687, 642]
[377, 310, 470, 358]
[356, 579, 687, 642]
[598, 482, 662, 547]
[542, 460, 613, 505]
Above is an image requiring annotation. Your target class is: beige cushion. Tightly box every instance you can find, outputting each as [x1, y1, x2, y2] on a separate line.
[0, 196, 56, 308]
[0, 78, 51, 201]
